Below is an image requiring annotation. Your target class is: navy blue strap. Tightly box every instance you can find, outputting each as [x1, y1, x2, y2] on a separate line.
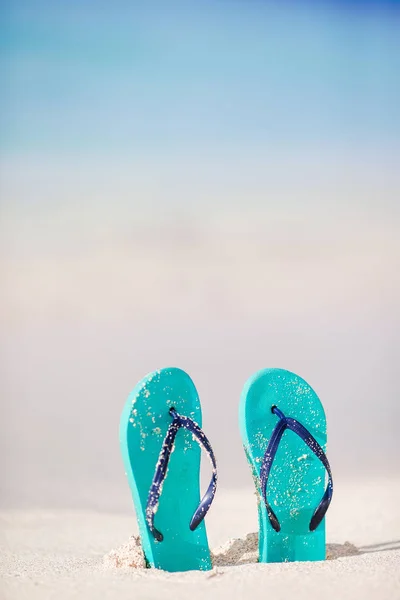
[146, 407, 217, 542]
[260, 406, 333, 533]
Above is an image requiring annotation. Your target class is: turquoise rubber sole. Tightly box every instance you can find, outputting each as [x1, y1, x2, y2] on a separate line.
[120, 367, 212, 572]
[239, 368, 328, 563]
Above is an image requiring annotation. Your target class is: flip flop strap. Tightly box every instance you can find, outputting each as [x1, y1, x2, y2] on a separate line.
[146, 408, 217, 542]
[260, 406, 333, 533]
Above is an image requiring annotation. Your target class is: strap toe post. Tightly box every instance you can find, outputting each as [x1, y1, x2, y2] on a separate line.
[146, 407, 217, 542]
[260, 405, 333, 534]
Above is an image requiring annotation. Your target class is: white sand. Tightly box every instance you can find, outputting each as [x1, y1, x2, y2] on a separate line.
[1, 479, 400, 600]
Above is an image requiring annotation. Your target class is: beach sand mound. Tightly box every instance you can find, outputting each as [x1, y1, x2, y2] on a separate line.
[103, 531, 359, 570]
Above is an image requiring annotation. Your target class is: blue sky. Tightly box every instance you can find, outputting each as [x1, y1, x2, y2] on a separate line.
[1, 0, 400, 159]
[1, 0, 399, 257]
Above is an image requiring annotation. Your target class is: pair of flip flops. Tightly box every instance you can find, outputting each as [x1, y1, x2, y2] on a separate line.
[120, 367, 333, 572]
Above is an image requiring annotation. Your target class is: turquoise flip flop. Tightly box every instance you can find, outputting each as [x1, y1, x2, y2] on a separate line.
[120, 367, 217, 572]
[239, 368, 333, 563]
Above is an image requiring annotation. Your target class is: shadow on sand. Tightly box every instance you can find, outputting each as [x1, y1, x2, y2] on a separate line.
[211, 533, 400, 567]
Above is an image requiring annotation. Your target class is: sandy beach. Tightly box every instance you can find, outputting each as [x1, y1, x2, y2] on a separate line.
[2, 1, 400, 599]
[2, 478, 399, 600]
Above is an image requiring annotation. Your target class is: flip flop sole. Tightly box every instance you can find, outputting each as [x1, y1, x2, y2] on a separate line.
[120, 367, 211, 571]
[239, 368, 328, 562]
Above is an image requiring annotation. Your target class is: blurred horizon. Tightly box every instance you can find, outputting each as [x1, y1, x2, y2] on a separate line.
[1, 0, 399, 510]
